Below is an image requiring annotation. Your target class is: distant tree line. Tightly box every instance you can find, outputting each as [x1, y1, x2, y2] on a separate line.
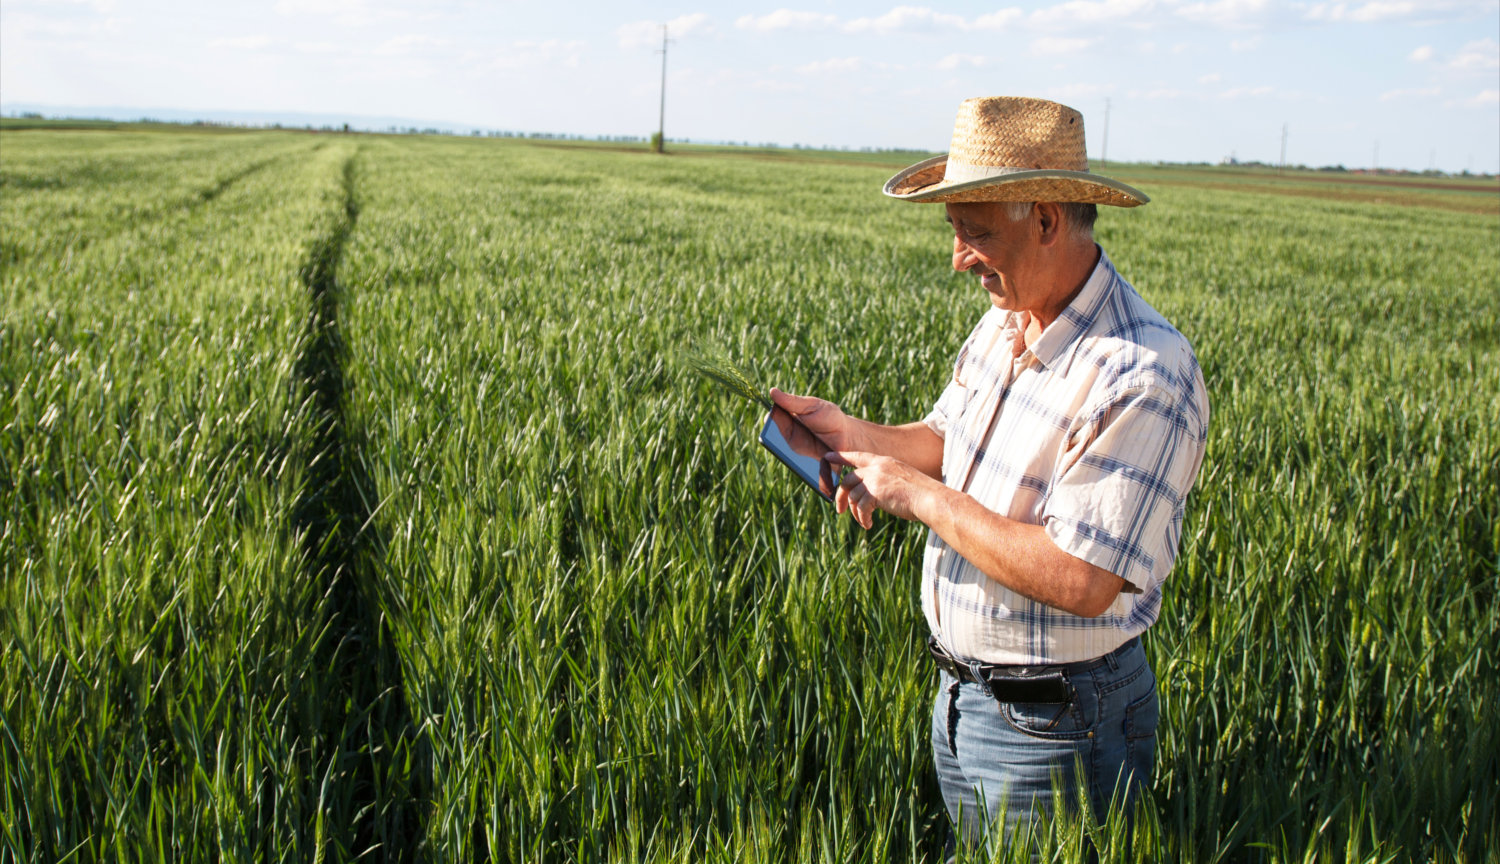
[3, 111, 1493, 178]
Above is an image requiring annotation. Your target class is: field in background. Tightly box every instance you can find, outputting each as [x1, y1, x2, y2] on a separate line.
[3, 126, 1497, 862]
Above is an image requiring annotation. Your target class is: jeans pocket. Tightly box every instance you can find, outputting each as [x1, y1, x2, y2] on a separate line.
[1001, 696, 1091, 738]
[1124, 686, 1159, 740]
[1123, 686, 1159, 786]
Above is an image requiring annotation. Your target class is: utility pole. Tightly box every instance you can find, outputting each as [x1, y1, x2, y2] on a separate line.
[654, 25, 672, 154]
[1279, 123, 1287, 174]
[1101, 98, 1111, 168]
[1373, 140, 1379, 173]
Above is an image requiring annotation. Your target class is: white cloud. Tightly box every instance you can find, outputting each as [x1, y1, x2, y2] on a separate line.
[729, 0, 1482, 39]
[1176, 0, 1273, 27]
[736, 5, 1021, 36]
[1379, 86, 1441, 101]
[1449, 38, 1499, 71]
[1349, 2, 1420, 21]
[1199, 72, 1222, 83]
[735, 9, 838, 32]
[1030, 0, 1157, 28]
[617, 14, 714, 50]
[1303, 2, 1419, 22]
[846, 6, 969, 34]
[972, 9, 1026, 30]
[1461, 89, 1499, 106]
[1032, 36, 1096, 55]
[937, 54, 989, 69]
[1409, 44, 1433, 61]
[1231, 36, 1261, 51]
[1303, 0, 1500, 22]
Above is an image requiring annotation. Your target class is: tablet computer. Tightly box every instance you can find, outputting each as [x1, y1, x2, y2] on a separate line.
[758, 407, 842, 503]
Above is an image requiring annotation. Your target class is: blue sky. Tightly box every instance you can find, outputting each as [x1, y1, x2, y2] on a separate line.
[3, 0, 1497, 173]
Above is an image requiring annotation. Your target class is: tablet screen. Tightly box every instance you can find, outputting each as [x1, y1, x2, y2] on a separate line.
[758, 408, 842, 503]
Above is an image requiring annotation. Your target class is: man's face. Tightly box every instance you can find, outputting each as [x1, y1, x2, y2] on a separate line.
[945, 202, 1041, 312]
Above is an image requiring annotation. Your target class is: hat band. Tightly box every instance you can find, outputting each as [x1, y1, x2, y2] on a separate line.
[942, 161, 1032, 184]
[942, 161, 1095, 184]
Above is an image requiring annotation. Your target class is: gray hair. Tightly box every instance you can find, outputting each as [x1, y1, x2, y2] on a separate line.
[1002, 201, 1099, 235]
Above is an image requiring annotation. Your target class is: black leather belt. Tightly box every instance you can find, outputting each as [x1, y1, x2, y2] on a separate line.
[927, 635, 1134, 704]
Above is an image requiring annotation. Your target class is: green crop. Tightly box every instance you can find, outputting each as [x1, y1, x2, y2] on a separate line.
[2, 128, 1496, 863]
[684, 345, 774, 411]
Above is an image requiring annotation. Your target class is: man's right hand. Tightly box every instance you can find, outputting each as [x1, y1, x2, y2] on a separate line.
[769, 388, 861, 453]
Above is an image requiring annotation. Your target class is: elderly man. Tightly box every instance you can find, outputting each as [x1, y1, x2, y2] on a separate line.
[771, 96, 1209, 850]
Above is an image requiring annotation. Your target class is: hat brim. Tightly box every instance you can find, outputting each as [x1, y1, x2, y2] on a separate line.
[884, 155, 1149, 207]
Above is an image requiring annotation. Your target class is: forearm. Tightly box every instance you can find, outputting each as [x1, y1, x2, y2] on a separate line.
[848, 420, 944, 480]
[913, 484, 1125, 617]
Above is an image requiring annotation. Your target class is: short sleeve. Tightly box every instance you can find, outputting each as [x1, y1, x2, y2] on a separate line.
[923, 377, 965, 438]
[1042, 375, 1207, 592]
[923, 311, 1004, 439]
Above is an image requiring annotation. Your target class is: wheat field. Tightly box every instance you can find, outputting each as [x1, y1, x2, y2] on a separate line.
[2, 127, 1496, 862]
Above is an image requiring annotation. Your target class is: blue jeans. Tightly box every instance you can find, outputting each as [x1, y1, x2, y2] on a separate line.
[930, 638, 1159, 853]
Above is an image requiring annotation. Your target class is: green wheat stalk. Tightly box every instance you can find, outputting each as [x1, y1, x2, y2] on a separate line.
[683, 346, 773, 410]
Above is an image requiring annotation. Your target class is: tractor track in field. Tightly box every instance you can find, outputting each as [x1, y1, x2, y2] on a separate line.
[194, 152, 282, 204]
[11, 147, 306, 262]
[289, 148, 427, 861]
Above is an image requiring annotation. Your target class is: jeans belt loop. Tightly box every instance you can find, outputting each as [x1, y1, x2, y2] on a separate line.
[966, 660, 990, 697]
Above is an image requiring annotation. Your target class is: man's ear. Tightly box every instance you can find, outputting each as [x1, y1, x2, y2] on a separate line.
[1035, 202, 1063, 247]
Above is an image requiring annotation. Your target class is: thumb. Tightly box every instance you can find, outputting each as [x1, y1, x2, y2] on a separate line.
[770, 387, 822, 415]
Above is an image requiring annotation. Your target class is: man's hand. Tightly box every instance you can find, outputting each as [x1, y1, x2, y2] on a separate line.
[769, 388, 861, 452]
[827, 450, 940, 530]
[770, 388, 945, 482]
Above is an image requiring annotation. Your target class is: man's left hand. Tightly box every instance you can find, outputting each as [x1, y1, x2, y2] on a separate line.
[827, 451, 940, 530]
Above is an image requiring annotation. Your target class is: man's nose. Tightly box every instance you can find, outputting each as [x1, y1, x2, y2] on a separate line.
[952, 236, 978, 272]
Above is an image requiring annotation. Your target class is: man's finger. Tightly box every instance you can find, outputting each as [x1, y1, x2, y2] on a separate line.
[856, 495, 874, 530]
[837, 475, 874, 530]
[827, 450, 873, 468]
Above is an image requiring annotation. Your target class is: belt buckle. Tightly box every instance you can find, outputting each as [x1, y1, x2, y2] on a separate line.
[927, 636, 966, 681]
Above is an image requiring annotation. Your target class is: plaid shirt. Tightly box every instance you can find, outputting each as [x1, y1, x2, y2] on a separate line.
[922, 248, 1208, 665]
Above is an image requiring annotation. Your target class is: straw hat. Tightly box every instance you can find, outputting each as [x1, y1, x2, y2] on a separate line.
[884, 96, 1148, 206]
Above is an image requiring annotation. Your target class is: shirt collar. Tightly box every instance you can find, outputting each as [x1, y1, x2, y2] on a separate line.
[1027, 245, 1115, 371]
